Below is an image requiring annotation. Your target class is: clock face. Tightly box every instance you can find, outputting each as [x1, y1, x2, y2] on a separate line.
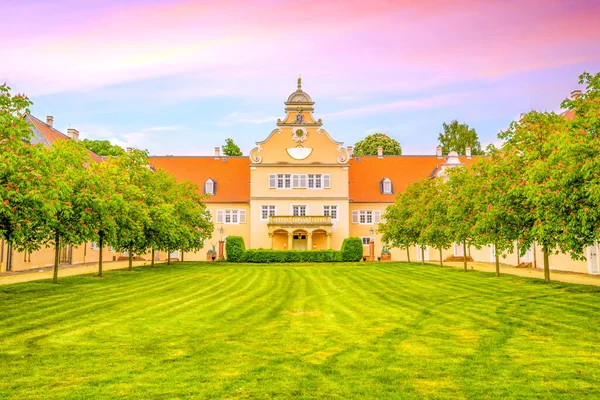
[292, 128, 307, 143]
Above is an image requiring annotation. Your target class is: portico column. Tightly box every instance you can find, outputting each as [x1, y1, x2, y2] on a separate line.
[269, 233, 274, 250]
[307, 232, 313, 251]
[288, 233, 293, 250]
[326, 233, 332, 250]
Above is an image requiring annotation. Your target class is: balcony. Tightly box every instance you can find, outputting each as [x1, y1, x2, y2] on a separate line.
[268, 215, 333, 227]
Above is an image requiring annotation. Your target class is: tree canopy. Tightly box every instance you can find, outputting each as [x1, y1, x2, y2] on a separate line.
[353, 133, 402, 156]
[222, 138, 243, 156]
[81, 139, 126, 157]
[438, 120, 483, 155]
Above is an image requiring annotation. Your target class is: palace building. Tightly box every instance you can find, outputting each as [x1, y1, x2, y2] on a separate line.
[1, 81, 598, 275]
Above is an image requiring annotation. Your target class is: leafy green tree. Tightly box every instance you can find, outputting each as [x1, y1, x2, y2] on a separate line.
[38, 139, 92, 283]
[110, 149, 152, 271]
[419, 179, 453, 267]
[81, 139, 125, 157]
[554, 72, 600, 256]
[380, 192, 417, 262]
[498, 110, 570, 282]
[0, 85, 43, 270]
[446, 167, 480, 271]
[438, 120, 483, 155]
[79, 159, 126, 276]
[222, 138, 243, 156]
[353, 133, 402, 156]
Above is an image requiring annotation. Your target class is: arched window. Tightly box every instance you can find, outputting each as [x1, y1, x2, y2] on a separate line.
[382, 178, 392, 194]
[204, 178, 215, 195]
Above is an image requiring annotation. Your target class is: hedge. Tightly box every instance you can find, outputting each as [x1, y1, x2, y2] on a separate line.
[341, 237, 364, 262]
[225, 236, 245, 262]
[242, 249, 342, 263]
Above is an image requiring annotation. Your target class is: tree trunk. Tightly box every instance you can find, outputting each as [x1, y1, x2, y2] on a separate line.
[128, 247, 133, 271]
[53, 232, 60, 284]
[406, 246, 410, 263]
[495, 242, 500, 278]
[167, 249, 171, 265]
[463, 241, 468, 272]
[439, 247, 443, 267]
[98, 235, 104, 277]
[151, 248, 155, 267]
[543, 246, 550, 282]
[421, 247, 425, 265]
[181, 251, 184, 262]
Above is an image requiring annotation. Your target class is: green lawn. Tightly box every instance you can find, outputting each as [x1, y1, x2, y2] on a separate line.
[1, 262, 600, 399]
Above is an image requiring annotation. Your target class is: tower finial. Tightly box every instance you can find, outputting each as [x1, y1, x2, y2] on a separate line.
[297, 75, 302, 89]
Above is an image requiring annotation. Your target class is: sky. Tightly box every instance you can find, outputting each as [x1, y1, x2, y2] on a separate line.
[2, 0, 600, 155]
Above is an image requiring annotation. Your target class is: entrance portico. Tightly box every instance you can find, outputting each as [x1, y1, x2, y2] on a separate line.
[267, 216, 333, 250]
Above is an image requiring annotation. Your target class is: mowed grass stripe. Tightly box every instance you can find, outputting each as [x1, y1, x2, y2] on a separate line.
[1, 262, 600, 399]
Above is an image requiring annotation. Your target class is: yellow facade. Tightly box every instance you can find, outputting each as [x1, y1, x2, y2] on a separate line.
[5, 80, 599, 276]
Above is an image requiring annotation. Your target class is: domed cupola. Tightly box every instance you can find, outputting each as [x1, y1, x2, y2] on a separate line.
[278, 77, 322, 127]
[286, 77, 314, 105]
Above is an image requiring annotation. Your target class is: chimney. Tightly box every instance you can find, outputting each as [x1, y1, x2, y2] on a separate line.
[46, 115, 54, 127]
[214, 147, 221, 157]
[571, 90, 582, 100]
[465, 146, 472, 159]
[377, 146, 383, 159]
[347, 145, 353, 156]
[436, 145, 443, 159]
[67, 128, 79, 141]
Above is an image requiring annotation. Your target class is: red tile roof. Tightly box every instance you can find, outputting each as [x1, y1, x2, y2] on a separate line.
[26, 115, 103, 163]
[149, 156, 250, 203]
[349, 155, 479, 202]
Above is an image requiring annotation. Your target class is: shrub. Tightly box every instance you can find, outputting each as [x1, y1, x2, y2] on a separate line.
[341, 237, 363, 262]
[225, 236, 245, 262]
[242, 249, 342, 263]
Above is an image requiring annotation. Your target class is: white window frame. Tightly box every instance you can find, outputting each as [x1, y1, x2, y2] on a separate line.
[90, 242, 99, 251]
[204, 179, 215, 195]
[383, 178, 392, 194]
[261, 205, 276, 221]
[454, 242, 465, 257]
[217, 209, 246, 225]
[291, 204, 307, 216]
[323, 205, 338, 220]
[362, 237, 374, 246]
[352, 210, 359, 224]
[269, 174, 276, 189]
[416, 245, 429, 261]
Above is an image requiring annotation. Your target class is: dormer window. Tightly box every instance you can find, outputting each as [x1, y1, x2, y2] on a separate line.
[204, 178, 215, 195]
[381, 178, 393, 194]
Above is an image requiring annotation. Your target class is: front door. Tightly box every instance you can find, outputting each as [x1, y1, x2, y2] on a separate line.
[293, 234, 307, 250]
[60, 245, 72, 264]
[589, 244, 599, 274]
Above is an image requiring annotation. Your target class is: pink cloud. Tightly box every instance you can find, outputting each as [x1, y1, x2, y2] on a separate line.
[2, 0, 598, 97]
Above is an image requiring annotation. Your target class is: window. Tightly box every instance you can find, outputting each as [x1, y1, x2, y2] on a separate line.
[353, 210, 382, 225]
[323, 205, 338, 220]
[204, 179, 215, 195]
[276, 174, 291, 189]
[362, 237, 372, 245]
[292, 205, 306, 216]
[269, 173, 328, 189]
[90, 242, 99, 251]
[382, 178, 392, 194]
[261, 205, 276, 220]
[217, 209, 246, 224]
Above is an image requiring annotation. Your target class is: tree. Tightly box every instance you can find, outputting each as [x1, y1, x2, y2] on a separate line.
[380, 192, 417, 262]
[110, 149, 151, 271]
[446, 166, 479, 271]
[222, 138, 243, 156]
[353, 133, 402, 156]
[81, 139, 125, 157]
[79, 159, 126, 276]
[498, 110, 570, 282]
[38, 139, 92, 283]
[419, 179, 453, 267]
[438, 120, 483, 155]
[0, 85, 43, 270]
